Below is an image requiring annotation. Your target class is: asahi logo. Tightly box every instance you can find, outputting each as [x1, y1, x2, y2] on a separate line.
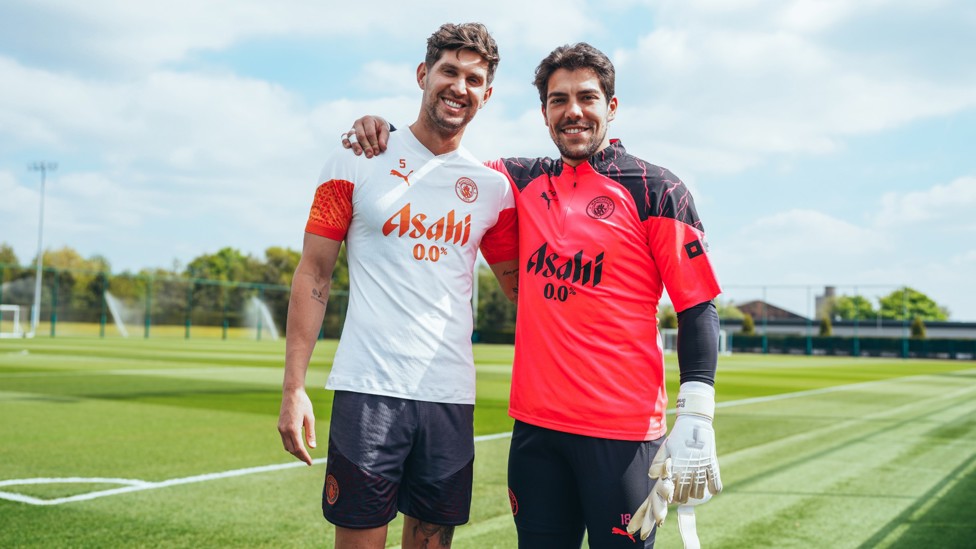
[382, 203, 471, 246]
[525, 242, 604, 287]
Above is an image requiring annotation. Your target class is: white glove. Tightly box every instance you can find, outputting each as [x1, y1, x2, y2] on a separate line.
[627, 454, 674, 540]
[628, 382, 722, 542]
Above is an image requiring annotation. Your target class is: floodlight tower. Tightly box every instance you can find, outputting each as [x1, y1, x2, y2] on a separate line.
[27, 161, 57, 337]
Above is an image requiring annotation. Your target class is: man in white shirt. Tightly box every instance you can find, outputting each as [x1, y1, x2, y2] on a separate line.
[277, 22, 518, 549]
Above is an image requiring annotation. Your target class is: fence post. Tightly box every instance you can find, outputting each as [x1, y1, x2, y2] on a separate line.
[901, 288, 909, 358]
[852, 285, 860, 357]
[99, 272, 107, 338]
[185, 277, 193, 340]
[50, 269, 59, 337]
[144, 274, 152, 339]
[222, 284, 229, 341]
[761, 286, 768, 354]
[256, 286, 265, 341]
[805, 286, 812, 355]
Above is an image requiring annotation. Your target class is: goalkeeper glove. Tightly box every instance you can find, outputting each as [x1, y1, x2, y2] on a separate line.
[628, 381, 722, 542]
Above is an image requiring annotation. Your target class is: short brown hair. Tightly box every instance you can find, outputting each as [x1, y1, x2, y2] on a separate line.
[425, 23, 500, 85]
[533, 43, 615, 105]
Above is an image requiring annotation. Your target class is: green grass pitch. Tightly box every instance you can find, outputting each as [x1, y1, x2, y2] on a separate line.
[1, 337, 974, 548]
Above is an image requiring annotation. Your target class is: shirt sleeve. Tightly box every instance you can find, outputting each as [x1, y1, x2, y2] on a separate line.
[479, 159, 518, 264]
[481, 207, 518, 264]
[644, 193, 721, 312]
[305, 179, 354, 241]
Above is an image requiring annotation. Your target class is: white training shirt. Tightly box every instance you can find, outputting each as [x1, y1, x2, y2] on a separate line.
[304, 128, 517, 404]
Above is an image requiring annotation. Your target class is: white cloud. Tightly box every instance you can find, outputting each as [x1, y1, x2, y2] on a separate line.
[2, 0, 975, 319]
[2, 0, 600, 77]
[874, 176, 976, 229]
[354, 62, 420, 96]
[609, 1, 976, 175]
[711, 174, 976, 319]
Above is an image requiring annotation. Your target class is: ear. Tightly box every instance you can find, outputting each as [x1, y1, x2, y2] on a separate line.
[607, 96, 618, 122]
[416, 62, 427, 90]
[541, 104, 550, 127]
[479, 86, 494, 108]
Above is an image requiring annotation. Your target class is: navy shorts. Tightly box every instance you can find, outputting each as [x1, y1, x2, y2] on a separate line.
[507, 420, 661, 548]
[323, 391, 475, 529]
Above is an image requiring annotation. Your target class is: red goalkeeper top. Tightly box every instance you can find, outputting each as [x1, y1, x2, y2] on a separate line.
[486, 140, 721, 441]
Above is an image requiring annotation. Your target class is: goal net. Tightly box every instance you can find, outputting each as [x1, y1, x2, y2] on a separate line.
[0, 304, 24, 339]
[660, 328, 731, 355]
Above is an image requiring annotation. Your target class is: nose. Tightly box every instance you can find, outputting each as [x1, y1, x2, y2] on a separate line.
[565, 99, 583, 119]
[449, 76, 466, 96]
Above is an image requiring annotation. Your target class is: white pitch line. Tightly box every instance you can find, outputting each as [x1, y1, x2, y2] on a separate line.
[0, 433, 514, 506]
[3, 370, 973, 506]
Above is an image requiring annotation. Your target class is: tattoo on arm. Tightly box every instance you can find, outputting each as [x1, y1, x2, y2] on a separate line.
[502, 269, 517, 276]
[310, 287, 328, 305]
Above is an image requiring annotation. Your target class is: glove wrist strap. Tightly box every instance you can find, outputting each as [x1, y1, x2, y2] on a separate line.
[676, 382, 715, 420]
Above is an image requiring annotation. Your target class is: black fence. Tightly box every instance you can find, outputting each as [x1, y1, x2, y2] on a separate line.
[730, 334, 976, 360]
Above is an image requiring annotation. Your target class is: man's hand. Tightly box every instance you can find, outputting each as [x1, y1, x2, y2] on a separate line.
[277, 388, 317, 466]
[628, 382, 722, 541]
[340, 115, 392, 158]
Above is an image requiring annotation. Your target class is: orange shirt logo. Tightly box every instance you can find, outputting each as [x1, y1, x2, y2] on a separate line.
[382, 203, 471, 246]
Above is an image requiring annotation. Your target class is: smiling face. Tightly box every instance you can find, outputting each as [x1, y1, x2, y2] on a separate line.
[542, 67, 617, 166]
[417, 48, 493, 138]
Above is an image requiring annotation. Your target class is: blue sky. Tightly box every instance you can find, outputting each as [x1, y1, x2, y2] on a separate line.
[1, 0, 975, 319]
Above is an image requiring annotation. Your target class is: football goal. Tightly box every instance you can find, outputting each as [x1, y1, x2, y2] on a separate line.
[0, 304, 25, 339]
[660, 328, 731, 355]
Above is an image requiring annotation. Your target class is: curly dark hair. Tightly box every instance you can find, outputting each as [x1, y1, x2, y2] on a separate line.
[533, 43, 615, 105]
[425, 23, 500, 85]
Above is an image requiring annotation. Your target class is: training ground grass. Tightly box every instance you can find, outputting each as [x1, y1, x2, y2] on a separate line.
[1, 337, 974, 548]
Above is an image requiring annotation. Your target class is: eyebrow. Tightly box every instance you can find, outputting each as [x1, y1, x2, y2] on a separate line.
[547, 86, 603, 100]
[438, 60, 485, 78]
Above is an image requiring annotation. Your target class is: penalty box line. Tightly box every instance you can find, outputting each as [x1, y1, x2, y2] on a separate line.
[0, 432, 515, 506]
[2, 372, 970, 506]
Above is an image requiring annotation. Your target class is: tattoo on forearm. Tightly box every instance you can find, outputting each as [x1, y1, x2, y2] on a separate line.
[311, 287, 327, 305]
[502, 269, 517, 276]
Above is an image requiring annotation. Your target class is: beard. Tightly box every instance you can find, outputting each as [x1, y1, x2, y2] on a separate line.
[552, 123, 606, 162]
[423, 93, 474, 135]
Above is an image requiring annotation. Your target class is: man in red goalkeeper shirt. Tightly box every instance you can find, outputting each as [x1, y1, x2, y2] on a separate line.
[345, 42, 722, 548]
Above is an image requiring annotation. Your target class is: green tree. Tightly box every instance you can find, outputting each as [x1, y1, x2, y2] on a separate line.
[819, 316, 832, 337]
[910, 316, 926, 339]
[34, 247, 112, 322]
[831, 295, 876, 320]
[0, 243, 20, 290]
[476, 266, 516, 334]
[262, 246, 301, 287]
[878, 287, 949, 321]
[0, 243, 19, 266]
[658, 304, 678, 329]
[740, 313, 756, 335]
[185, 248, 264, 326]
[186, 247, 261, 283]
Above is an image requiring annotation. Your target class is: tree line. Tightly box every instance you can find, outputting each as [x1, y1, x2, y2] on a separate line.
[1, 242, 952, 337]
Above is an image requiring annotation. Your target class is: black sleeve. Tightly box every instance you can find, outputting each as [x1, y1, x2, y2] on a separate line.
[676, 300, 719, 386]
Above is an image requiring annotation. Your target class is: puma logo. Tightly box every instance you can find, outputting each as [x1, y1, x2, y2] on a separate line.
[390, 169, 414, 185]
[611, 527, 635, 542]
